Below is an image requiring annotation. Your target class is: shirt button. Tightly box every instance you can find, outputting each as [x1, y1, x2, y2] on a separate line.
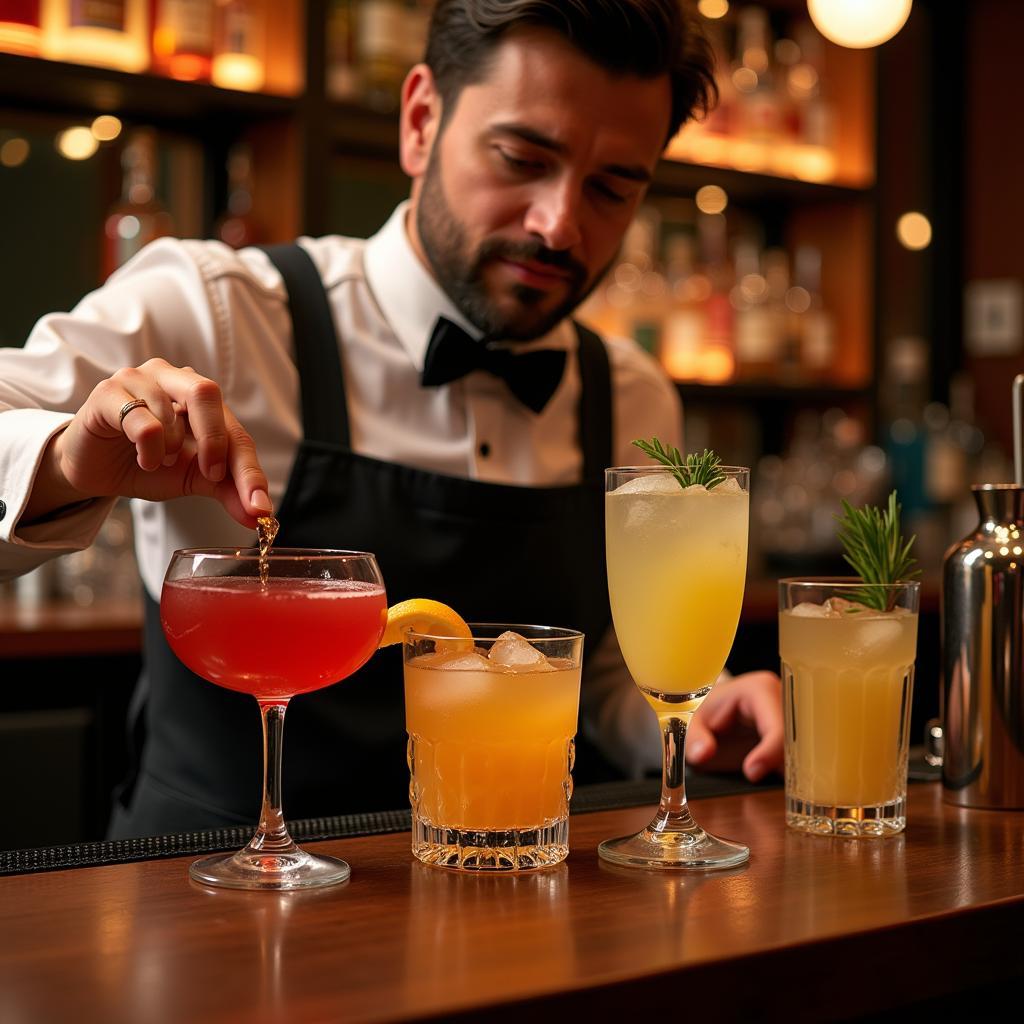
[0, 499, 6, 521]
[479, 442, 491, 459]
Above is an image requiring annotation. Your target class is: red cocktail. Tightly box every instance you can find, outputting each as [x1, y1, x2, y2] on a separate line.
[161, 548, 386, 891]
[162, 576, 386, 700]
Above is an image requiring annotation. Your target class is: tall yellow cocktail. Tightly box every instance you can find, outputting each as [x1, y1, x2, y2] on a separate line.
[601, 452, 750, 870]
[403, 624, 583, 870]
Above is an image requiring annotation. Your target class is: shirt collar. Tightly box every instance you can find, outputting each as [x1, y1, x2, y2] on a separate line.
[362, 201, 573, 371]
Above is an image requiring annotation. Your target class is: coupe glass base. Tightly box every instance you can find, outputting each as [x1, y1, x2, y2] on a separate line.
[598, 825, 749, 871]
[189, 847, 351, 890]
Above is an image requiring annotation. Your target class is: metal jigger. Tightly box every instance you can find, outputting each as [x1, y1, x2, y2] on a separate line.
[938, 375, 1024, 808]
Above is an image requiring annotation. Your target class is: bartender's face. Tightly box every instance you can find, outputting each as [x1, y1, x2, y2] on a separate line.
[402, 27, 671, 341]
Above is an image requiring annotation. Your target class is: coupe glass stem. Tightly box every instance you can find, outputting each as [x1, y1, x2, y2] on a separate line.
[244, 701, 297, 855]
[653, 714, 699, 834]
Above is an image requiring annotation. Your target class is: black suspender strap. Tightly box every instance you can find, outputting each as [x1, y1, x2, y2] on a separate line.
[260, 243, 351, 448]
[574, 322, 614, 481]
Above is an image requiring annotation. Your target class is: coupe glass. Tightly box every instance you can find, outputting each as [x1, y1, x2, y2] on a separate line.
[161, 548, 386, 890]
[601, 465, 750, 869]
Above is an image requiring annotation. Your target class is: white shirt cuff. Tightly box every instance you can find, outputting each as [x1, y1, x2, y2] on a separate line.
[0, 409, 114, 575]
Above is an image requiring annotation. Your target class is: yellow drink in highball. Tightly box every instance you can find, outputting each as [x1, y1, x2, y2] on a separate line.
[606, 476, 749, 712]
[780, 604, 918, 814]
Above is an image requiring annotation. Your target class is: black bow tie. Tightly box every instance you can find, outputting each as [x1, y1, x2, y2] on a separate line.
[420, 317, 567, 414]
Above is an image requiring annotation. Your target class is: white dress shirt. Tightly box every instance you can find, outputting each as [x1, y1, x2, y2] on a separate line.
[0, 202, 682, 775]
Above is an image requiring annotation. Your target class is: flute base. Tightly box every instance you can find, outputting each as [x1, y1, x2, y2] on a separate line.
[189, 845, 351, 891]
[598, 824, 749, 871]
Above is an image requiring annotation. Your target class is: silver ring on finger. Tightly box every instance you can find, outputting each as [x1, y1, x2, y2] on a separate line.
[118, 397, 149, 429]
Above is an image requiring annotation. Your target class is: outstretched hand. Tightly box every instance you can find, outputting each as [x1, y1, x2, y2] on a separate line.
[27, 358, 272, 528]
[686, 671, 784, 783]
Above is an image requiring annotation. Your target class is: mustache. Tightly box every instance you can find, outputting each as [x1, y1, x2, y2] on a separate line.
[475, 239, 587, 283]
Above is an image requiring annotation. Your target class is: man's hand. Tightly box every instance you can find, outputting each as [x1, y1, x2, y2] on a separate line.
[24, 358, 272, 528]
[686, 671, 783, 783]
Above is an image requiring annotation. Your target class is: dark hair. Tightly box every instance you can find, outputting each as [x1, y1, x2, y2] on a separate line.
[424, 0, 717, 142]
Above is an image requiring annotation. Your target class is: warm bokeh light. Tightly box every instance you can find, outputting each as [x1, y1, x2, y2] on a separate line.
[0, 137, 30, 168]
[896, 211, 932, 250]
[212, 54, 265, 92]
[91, 115, 123, 141]
[788, 64, 820, 97]
[697, 0, 729, 18]
[808, 0, 912, 49]
[56, 127, 99, 160]
[696, 185, 728, 215]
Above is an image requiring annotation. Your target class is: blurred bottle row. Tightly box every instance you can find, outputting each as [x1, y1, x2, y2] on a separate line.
[579, 200, 835, 386]
[0, 0, 265, 90]
[669, 3, 842, 183]
[687, 352, 1010, 573]
[102, 127, 260, 277]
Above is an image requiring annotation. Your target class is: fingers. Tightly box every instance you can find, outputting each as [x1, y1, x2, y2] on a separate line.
[144, 359, 272, 518]
[685, 713, 718, 765]
[733, 672, 784, 781]
[109, 368, 184, 471]
[222, 405, 273, 518]
[686, 672, 784, 781]
[147, 360, 229, 483]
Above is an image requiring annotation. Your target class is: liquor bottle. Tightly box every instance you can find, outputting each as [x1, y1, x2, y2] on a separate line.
[326, 0, 358, 102]
[731, 237, 776, 379]
[211, 0, 263, 92]
[790, 245, 834, 379]
[731, 6, 782, 168]
[0, 1, 41, 55]
[696, 211, 735, 382]
[214, 143, 260, 248]
[41, 0, 149, 72]
[151, 0, 214, 82]
[357, 0, 405, 111]
[660, 231, 706, 381]
[103, 129, 175, 280]
[788, 20, 836, 182]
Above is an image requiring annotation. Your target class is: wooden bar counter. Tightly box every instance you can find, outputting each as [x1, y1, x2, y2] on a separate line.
[1, 783, 1022, 1022]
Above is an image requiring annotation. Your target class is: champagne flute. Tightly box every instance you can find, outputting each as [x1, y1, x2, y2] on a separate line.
[601, 465, 750, 869]
[161, 548, 386, 890]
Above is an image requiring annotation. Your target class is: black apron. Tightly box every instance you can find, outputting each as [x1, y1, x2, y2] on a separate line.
[110, 243, 617, 838]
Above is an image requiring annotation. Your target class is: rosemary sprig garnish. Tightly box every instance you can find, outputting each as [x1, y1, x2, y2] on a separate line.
[632, 438, 727, 489]
[835, 491, 920, 611]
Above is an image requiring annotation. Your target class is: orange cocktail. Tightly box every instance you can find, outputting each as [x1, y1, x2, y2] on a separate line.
[403, 625, 583, 871]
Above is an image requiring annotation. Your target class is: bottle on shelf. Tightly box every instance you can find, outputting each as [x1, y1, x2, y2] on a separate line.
[731, 5, 784, 171]
[214, 142, 260, 248]
[40, 0, 149, 72]
[787, 20, 836, 182]
[103, 128, 175, 279]
[151, 0, 214, 82]
[0, 0, 42, 56]
[356, 0, 430, 111]
[210, 0, 263, 92]
[789, 245, 834, 380]
[696, 210, 735, 382]
[660, 229, 707, 382]
[326, 0, 358, 102]
[731, 236, 777, 379]
[357, 0, 405, 111]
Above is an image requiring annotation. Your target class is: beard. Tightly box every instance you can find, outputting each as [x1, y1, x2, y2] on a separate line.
[415, 150, 604, 342]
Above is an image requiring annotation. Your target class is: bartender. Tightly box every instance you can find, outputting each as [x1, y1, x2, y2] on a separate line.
[0, 0, 782, 837]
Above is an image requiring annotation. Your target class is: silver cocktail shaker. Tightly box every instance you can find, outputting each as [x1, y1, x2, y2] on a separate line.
[941, 484, 1024, 807]
[940, 373, 1024, 808]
